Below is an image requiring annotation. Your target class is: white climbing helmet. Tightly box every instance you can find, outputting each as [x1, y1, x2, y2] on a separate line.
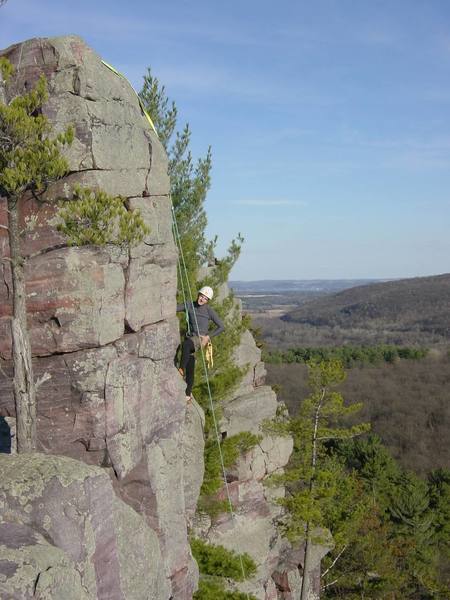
[198, 286, 214, 300]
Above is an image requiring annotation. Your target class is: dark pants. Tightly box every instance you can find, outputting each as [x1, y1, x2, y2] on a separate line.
[180, 336, 200, 396]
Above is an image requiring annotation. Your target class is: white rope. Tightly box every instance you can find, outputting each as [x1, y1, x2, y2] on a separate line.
[171, 203, 250, 597]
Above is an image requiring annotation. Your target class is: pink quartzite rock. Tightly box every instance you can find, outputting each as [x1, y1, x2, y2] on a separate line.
[0, 453, 170, 599]
[0, 35, 175, 360]
[0, 522, 91, 600]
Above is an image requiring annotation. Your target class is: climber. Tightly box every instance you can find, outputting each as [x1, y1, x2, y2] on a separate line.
[177, 286, 224, 402]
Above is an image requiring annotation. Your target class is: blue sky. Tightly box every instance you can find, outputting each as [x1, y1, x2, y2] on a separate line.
[1, 0, 450, 280]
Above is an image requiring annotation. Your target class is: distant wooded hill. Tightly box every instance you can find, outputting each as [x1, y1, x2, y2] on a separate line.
[231, 278, 383, 293]
[283, 273, 450, 340]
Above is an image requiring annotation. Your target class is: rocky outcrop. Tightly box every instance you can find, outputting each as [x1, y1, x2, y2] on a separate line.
[193, 283, 329, 600]
[0, 35, 200, 598]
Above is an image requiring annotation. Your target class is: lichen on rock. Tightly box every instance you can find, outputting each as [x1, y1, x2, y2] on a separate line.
[0, 454, 170, 599]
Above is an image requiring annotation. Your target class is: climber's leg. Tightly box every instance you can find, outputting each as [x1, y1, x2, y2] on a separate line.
[180, 337, 195, 373]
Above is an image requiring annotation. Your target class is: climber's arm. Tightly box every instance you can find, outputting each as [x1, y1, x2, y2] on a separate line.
[207, 307, 225, 338]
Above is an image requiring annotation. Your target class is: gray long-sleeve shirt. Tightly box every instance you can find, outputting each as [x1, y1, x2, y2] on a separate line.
[176, 302, 225, 338]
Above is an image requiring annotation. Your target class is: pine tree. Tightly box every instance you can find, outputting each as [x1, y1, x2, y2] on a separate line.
[139, 68, 249, 476]
[139, 68, 211, 294]
[388, 473, 441, 594]
[266, 359, 370, 599]
[56, 185, 149, 247]
[139, 65, 262, 597]
[331, 437, 448, 598]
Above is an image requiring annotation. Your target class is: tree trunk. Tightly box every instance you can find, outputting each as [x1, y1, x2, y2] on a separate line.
[7, 196, 37, 452]
[300, 523, 313, 600]
[300, 388, 325, 600]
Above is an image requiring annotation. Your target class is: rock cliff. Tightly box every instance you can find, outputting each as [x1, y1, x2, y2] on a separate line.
[0, 35, 200, 598]
[0, 36, 328, 599]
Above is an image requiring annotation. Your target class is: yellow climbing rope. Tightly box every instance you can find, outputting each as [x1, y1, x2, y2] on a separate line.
[205, 341, 214, 369]
[101, 60, 158, 135]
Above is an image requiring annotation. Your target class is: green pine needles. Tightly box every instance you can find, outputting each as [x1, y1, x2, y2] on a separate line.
[57, 186, 149, 247]
[264, 344, 429, 367]
[0, 65, 73, 200]
[139, 68, 211, 295]
[200, 431, 262, 499]
[325, 437, 450, 598]
[0, 57, 14, 81]
[191, 538, 256, 581]
[191, 539, 258, 600]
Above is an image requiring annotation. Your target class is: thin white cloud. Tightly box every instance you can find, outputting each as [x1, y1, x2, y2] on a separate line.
[129, 61, 346, 108]
[352, 25, 400, 48]
[142, 63, 290, 105]
[276, 20, 400, 50]
[0, 0, 275, 49]
[233, 199, 307, 207]
[0, 0, 154, 42]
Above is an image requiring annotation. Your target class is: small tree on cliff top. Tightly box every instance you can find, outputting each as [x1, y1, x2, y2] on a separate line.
[0, 59, 148, 452]
[139, 68, 211, 294]
[139, 69, 244, 390]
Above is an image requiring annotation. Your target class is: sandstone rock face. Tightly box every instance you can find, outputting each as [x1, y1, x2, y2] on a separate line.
[0, 454, 170, 600]
[0, 35, 200, 598]
[183, 400, 206, 525]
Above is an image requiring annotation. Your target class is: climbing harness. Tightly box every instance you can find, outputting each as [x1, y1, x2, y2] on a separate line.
[171, 203, 250, 596]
